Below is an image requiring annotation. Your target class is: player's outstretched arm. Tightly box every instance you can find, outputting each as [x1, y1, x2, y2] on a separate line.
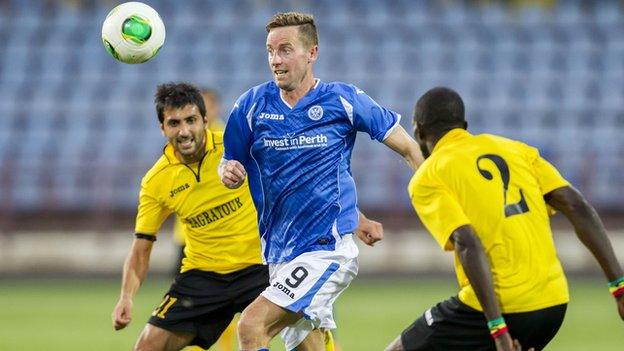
[355, 211, 383, 246]
[545, 186, 624, 320]
[219, 159, 247, 189]
[112, 236, 154, 330]
[382, 125, 424, 171]
[452, 225, 525, 351]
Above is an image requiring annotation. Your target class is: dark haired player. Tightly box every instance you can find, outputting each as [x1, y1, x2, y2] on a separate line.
[112, 82, 381, 351]
[386, 87, 624, 351]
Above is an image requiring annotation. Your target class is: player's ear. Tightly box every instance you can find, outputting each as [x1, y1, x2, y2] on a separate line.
[160, 123, 165, 136]
[308, 44, 318, 63]
[416, 121, 426, 140]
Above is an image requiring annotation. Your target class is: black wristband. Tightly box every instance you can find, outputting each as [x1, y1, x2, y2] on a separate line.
[135, 233, 157, 242]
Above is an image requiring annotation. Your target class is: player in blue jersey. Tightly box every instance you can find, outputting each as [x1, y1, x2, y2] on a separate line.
[220, 12, 424, 351]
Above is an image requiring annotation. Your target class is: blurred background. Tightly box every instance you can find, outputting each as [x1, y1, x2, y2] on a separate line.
[1, 0, 623, 350]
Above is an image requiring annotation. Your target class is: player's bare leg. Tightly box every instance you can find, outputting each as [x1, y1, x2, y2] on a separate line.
[295, 328, 326, 351]
[237, 295, 320, 350]
[134, 324, 195, 351]
[384, 335, 405, 351]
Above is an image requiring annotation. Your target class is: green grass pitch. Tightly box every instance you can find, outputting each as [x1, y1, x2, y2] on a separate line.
[0, 277, 622, 350]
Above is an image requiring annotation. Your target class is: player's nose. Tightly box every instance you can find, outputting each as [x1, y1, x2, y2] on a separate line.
[178, 124, 191, 136]
[270, 54, 282, 66]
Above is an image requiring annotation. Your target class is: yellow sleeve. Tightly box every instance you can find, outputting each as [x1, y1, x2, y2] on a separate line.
[408, 173, 471, 251]
[525, 146, 570, 216]
[533, 155, 570, 195]
[134, 182, 172, 236]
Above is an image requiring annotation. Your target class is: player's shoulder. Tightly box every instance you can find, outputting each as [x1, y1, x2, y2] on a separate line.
[209, 129, 224, 150]
[324, 81, 363, 97]
[477, 133, 521, 146]
[232, 81, 277, 113]
[411, 155, 440, 185]
[238, 81, 277, 102]
[413, 137, 470, 188]
[408, 156, 441, 199]
[141, 151, 172, 186]
[477, 133, 537, 157]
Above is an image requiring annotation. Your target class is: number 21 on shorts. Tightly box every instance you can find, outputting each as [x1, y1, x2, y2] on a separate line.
[152, 294, 177, 319]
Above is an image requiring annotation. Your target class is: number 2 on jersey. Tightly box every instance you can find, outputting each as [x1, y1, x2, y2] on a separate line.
[476, 154, 529, 217]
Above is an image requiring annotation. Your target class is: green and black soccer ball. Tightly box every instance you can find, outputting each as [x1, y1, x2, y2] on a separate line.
[101, 2, 165, 64]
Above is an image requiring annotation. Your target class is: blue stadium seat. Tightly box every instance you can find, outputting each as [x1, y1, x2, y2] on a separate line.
[1, 0, 623, 211]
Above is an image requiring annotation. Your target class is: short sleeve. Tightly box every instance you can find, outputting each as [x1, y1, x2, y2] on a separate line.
[223, 91, 254, 163]
[408, 173, 471, 251]
[530, 150, 570, 195]
[351, 86, 400, 142]
[134, 183, 171, 235]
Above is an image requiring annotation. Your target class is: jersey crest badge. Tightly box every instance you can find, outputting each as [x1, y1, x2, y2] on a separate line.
[307, 105, 324, 121]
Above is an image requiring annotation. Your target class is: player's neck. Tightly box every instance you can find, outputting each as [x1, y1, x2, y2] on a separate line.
[427, 131, 449, 155]
[280, 75, 317, 107]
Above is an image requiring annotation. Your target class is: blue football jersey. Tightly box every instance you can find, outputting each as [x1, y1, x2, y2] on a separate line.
[223, 79, 400, 263]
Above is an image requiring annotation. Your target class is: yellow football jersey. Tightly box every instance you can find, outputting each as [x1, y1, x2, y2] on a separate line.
[135, 130, 262, 274]
[173, 120, 225, 246]
[408, 128, 570, 313]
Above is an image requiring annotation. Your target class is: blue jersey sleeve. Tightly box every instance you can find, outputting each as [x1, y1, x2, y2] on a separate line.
[223, 90, 255, 163]
[350, 86, 401, 142]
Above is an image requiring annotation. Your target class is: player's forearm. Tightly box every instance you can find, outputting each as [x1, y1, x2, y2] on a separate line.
[547, 187, 623, 281]
[403, 146, 424, 172]
[120, 257, 147, 299]
[382, 126, 424, 171]
[358, 209, 368, 223]
[403, 136, 425, 171]
[119, 239, 152, 299]
[565, 201, 622, 280]
[453, 226, 502, 320]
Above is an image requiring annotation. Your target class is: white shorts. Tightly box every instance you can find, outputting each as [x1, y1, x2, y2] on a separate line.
[261, 234, 359, 350]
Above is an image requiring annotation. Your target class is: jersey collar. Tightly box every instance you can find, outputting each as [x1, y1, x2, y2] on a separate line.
[278, 78, 322, 110]
[163, 129, 215, 164]
[431, 128, 471, 155]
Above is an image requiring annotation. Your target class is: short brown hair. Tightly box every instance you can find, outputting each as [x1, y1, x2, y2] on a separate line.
[266, 12, 318, 48]
[154, 82, 206, 124]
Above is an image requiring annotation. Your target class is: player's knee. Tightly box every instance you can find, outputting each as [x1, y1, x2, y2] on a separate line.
[134, 334, 159, 351]
[133, 325, 166, 351]
[237, 314, 264, 344]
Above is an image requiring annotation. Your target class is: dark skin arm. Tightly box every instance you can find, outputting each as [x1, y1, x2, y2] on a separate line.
[545, 186, 624, 320]
[452, 225, 528, 351]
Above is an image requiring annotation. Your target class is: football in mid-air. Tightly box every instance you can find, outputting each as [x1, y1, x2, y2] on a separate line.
[101, 2, 165, 64]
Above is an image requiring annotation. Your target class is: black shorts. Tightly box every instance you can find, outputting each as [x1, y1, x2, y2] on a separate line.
[401, 296, 567, 351]
[148, 264, 269, 349]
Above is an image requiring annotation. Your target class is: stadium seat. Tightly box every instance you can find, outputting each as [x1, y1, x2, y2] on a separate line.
[1, 0, 623, 211]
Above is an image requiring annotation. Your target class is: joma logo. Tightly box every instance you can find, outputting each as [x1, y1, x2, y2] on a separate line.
[273, 281, 295, 299]
[170, 183, 190, 197]
[259, 112, 284, 120]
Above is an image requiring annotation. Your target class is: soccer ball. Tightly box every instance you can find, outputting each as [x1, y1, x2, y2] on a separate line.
[101, 2, 165, 64]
